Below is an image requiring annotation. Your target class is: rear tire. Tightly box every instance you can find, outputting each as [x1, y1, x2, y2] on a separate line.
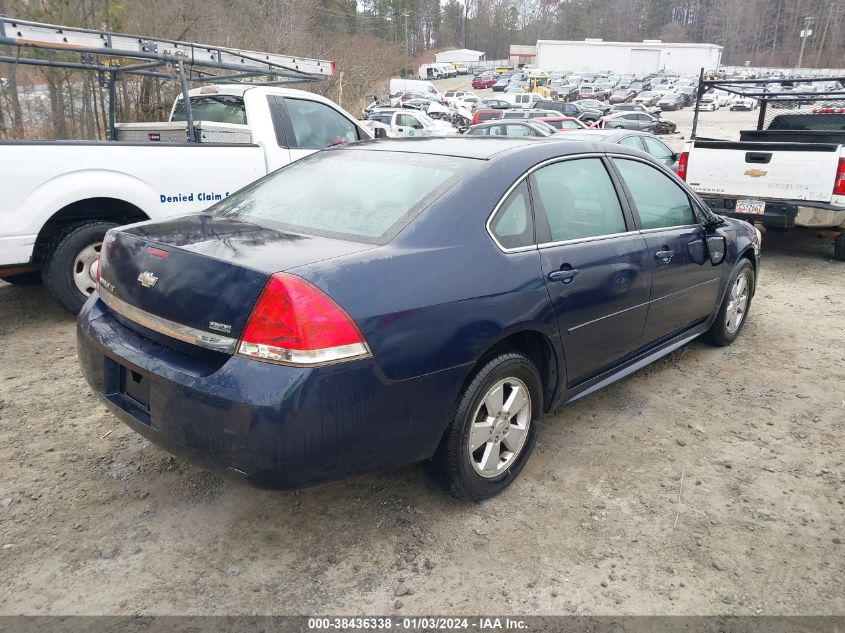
[427, 352, 542, 501]
[42, 220, 118, 314]
[0, 271, 42, 286]
[834, 234, 845, 262]
[704, 259, 755, 347]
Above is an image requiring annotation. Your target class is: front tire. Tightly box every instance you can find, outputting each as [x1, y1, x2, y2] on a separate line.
[42, 220, 119, 314]
[427, 352, 542, 501]
[704, 259, 755, 347]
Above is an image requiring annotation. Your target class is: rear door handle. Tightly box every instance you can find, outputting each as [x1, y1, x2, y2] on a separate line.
[655, 249, 674, 262]
[548, 268, 579, 283]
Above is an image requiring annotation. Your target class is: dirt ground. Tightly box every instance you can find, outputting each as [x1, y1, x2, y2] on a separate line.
[0, 86, 843, 616]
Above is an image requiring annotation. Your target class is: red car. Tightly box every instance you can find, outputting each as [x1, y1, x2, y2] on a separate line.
[471, 109, 505, 125]
[535, 116, 588, 131]
[472, 74, 498, 89]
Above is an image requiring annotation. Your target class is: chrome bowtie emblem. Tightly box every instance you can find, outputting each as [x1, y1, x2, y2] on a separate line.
[137, 271, 159, 288]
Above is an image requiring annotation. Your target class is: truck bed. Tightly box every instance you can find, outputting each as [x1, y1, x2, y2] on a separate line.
[739, 129, 845, 145]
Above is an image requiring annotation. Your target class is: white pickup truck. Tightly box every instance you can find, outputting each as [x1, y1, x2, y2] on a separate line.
[0, 84, 372, 311]
[361, 108, 460, 138]
[681, 78, 845, 260]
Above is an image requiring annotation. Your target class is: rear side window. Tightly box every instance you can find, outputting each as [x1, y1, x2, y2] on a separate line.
[613, 158, 695, 229]
[211, 150, 476, 243]
[532, 158, 627, 242]
[171, 95, 246, 124]
[283, 98, 358, 149]
[619, 136, 645, 150]
[504, 124, 532, 136]
[478, 111, 501, 122]
[642, 136, 674, 160]
[490, 181, 534, 249]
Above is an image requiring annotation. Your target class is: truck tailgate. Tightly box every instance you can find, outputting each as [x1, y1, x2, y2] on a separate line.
[687, 141, 841, 203]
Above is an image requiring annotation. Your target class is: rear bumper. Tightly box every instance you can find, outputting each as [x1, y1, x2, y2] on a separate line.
[702, 197, 845, 229]
[77, 295, 466, 489]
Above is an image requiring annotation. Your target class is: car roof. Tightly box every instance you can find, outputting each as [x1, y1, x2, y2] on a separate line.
[549, 129, 650, 142]
[471, 119, 536, 128]
[342, 136, 647, 161]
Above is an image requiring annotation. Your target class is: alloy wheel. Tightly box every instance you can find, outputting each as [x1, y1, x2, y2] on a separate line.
[468, 377, 532, 478]
[725, 273, 750, 334]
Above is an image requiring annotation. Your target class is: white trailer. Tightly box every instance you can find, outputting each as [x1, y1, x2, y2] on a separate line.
[535, 39, 722, 75]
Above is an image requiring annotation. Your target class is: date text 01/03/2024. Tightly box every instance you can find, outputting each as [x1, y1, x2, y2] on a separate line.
[307, 617, 529, 630]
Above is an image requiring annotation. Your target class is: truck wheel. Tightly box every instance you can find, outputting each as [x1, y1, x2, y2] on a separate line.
[834, 234, 845, 262]
[0, 271, 42, 286]
[426, 352, 542, 501]
[42, 221, 118, 314]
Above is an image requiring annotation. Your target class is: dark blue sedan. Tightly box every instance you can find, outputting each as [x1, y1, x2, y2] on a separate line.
[77, 137, 761, 500]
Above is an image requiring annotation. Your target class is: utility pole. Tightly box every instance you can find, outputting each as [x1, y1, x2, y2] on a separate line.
[796, 16, 814, 71]
[404, 12, 410, 55]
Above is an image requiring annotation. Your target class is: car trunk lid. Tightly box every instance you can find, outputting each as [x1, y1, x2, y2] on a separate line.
[98, 213, 374, 348]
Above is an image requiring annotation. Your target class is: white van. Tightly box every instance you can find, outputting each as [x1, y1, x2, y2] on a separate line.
[500, 92, 543, 109]
[390, 78, 441, 100]
[435, 63, 457, 78]
[418, 64, 445, 80]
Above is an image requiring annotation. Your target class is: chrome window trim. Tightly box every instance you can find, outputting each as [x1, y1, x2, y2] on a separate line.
[639, 224, 702, 235]
[98, 285, 238, 354]
[538, 230, 640, 250]
[486, 152, 609, 254]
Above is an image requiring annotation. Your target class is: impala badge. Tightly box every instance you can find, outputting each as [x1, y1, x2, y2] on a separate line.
[209, 321, 232, 334]
[137, 271, 159, 288]
[744, 169, 768, 178]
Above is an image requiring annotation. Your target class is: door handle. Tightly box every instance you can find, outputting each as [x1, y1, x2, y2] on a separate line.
[655, 249, 674, 262]
[549, 268, 579, 284]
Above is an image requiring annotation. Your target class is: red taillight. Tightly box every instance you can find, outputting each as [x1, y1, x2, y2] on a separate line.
[238, 272, 370, 366]
[145, 246, 170, 258]
[834, 158, 845, 196]
[677, 151, 690, 181]
[97, 233, 116, 285]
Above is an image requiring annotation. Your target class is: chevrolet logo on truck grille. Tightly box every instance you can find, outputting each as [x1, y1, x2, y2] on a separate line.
[744, 169, 768, 178]
[137, 271, 159, 288]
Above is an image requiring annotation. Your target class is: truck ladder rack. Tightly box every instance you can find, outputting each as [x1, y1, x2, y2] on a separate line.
[0, 16, 336, 141]
[0, 16, 334, 81]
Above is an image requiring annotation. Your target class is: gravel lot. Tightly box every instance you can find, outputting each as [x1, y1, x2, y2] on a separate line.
[0, 82, 843, 616]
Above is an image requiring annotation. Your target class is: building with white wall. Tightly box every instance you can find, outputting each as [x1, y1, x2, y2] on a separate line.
[509, 45, 536, 67]
[434, 49, 486, 64]
[535, 39, 722, 75]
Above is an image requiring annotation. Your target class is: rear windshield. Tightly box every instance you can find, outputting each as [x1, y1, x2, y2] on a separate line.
[768, 114, 845, 131]
[210, 150, 477, 243]
[171, 95, 247, 124]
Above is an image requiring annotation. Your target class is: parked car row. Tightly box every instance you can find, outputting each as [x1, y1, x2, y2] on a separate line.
[464, 67, 768, 117]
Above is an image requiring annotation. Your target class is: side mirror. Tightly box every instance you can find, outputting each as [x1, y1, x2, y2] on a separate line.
[374, 127, 387, 139]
